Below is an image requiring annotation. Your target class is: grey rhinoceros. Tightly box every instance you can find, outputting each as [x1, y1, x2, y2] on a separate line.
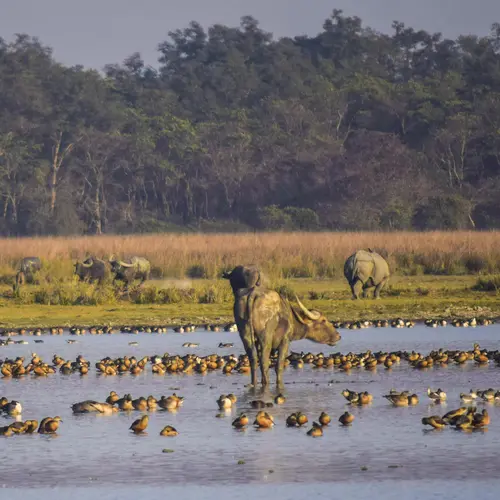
[344, 249, 390, 299]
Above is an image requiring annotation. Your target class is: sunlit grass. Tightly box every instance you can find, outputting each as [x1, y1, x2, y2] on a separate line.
[0, 231, 498, 281]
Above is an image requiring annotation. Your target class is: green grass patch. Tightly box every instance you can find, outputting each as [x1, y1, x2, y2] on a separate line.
[0, 275, 497, 328]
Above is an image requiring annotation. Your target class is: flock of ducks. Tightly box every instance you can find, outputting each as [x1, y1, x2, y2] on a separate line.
[2, 377, 496, 438]
[0, 415, 62, 437]
[0, 323, 239, 341]
[0, 316, 495, 344]
[2, 341, 500, 379]
[224, 393, 355, 437]
[1, 339, 498, 440]
[422, 407, 490, 431]
[333, 317, 494, 330]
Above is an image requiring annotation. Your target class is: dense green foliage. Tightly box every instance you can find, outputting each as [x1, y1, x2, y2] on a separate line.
[1, 11, 500, 235]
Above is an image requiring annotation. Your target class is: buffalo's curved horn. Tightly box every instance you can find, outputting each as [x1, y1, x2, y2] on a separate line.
[82, 258, 93, 268]
[108, 254, 115, 263]
[118, 260, 134, 267]
[294, 294, 321, 321]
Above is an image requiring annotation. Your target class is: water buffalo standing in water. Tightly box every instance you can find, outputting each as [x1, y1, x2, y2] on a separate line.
[224, 265, 340, 388]
[109, 256, 151, 289]
[15, 257, 42, 286]
[74, 256, 106, 284]
[344, 249, 390, 299]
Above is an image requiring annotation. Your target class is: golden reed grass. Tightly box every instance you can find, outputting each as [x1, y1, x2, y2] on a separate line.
[0, 231, 499, 278]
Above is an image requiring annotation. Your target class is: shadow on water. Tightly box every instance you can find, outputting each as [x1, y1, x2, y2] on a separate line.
[1, 324, 500, 497]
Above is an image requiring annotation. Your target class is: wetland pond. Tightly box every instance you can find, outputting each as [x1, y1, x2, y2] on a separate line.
[1, 324, 500, 500]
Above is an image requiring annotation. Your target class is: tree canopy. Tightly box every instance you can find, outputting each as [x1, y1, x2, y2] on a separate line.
[1, 12, 500, 235]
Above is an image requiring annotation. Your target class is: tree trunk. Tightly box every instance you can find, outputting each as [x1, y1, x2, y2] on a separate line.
[94, 186, 102, 235]
[50, 132, 61, 216]
[50, 131, 77, 217]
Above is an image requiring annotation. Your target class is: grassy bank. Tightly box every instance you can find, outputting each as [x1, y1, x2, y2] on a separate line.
[0, 276, 498, 328]
[0, 231, 498, 328]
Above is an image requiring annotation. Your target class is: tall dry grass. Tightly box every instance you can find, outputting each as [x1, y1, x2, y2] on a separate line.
[0, 231, 499, 279]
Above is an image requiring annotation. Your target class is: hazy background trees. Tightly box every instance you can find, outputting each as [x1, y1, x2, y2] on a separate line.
[1, 11, 500, 235]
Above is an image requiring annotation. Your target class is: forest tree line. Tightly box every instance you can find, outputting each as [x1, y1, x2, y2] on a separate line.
[1, 10, 500, 236]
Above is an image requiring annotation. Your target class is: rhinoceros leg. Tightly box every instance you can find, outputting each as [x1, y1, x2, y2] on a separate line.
[351, 280, 363, 300]
[373, 277, 389, 299]
[259, 341, 272, 388]
[249, 344, 259, 388]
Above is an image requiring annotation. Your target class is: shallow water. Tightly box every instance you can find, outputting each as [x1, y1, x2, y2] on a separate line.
[1, 325, 500, 499]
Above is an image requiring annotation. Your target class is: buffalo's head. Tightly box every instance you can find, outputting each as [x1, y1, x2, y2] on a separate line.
[74, 258, 93, 274]
[292, 295, 341, 346]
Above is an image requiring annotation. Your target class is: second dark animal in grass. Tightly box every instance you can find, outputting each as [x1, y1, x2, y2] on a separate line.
[74, 256, 107, 284]
[109, 256, 151, 289]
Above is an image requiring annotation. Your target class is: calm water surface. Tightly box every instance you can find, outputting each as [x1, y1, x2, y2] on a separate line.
[1, 324, 500, 499]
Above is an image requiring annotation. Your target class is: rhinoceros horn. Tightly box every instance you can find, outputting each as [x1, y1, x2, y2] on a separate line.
[118, 260, 134, 267]
[294, 294, 321, 321]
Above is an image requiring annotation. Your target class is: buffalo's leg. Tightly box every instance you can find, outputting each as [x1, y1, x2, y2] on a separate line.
[374, 277, 389, 299]
[239, 330, 259, 388]
[275, 339, 289, 389]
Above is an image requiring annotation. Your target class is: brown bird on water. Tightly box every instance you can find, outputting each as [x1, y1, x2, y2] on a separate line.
[286, 413, 298, 427]
[319, 412, 331, 426]
[38, 416, 63, 434]
[160, 425, 178, 436]
[296, 412, 308, 427]
[422, 416, 447, 429]
[232, 414, 249, 429]
[106, 391, 120, 405]
[307, 422, 323, 437]
[339, 412, 355, 426]
[473, 409, 490, 428]
[130, 415, 149, 434]
[253, 411, 274, 428]
[24, 420, 39, 434]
